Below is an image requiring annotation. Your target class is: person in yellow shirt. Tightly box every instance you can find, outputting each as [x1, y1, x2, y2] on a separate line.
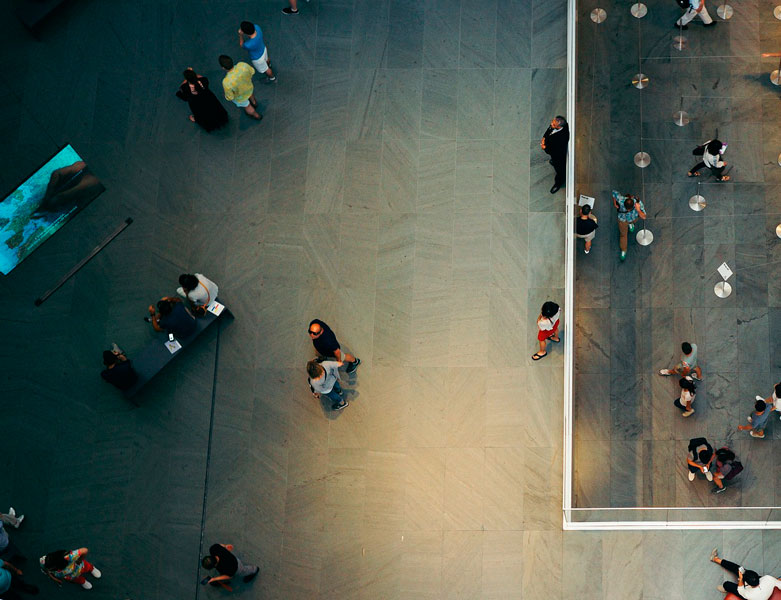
[218, 55, 261, 120]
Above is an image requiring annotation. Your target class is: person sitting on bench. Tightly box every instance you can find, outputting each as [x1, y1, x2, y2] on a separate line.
[177, 273, 219, 310]
[146, 297, 196, 338]
[101, 346, 139, 390]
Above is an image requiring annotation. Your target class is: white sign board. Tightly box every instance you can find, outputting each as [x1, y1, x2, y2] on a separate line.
[717, 262, 733, 281]
[578, 194, 595, 208]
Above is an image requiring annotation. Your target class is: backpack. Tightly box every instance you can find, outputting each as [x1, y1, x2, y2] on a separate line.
[716, 447, 743, 481]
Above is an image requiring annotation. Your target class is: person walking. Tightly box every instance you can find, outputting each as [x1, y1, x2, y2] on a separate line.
[758, 382, 781, 416]
[40, 548, 101, 590]
[540, 116, 569, 194]
[709, 548, 781, 598]
[201, 543, 259, 589]
[612, 190, 646, 262]
[307, 359, 348, 411]
[686, 437, 715, 482]
[238, 22, 276, 83]
[532, 301, 561, 361]
[219, 55, 262, 120]
[0, 508, 23, 530]
[676, 0, 716, 29]
[0, 510, 24, 562]
[659, 341, 702, 380]
[575, 204, 598, 254]
[283, 0, 309, 14]
[674, 376, 697, 417]
[688, 139, 730, 181]
[308, 319, 361, 373]
[737, 398, 775, 438]
[175, 68, 228, 131]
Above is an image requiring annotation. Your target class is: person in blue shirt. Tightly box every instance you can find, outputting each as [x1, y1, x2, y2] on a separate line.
[0, 559, 39, 597]
[238, 21, 276, 83]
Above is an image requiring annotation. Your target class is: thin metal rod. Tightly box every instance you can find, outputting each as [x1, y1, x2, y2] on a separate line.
[34, 217, 133, 306]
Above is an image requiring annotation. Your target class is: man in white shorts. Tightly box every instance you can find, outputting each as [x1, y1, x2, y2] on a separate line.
[238, 21, 276, 83]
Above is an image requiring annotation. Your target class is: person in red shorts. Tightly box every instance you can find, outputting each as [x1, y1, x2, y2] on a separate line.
[533, 301, 561, 361]
[40, 547, 101, 590]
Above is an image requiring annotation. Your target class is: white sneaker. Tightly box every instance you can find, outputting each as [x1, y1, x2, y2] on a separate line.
[688, 471, 695, 481]
[91, 567, 101, 579]
[7, 508, 15, 518]
[82, 581, 93, 590]
[756, 395, 765, 402]
[659, 369, 673, 376]
[13, 514, 23, 528]
[705, 471, 713, 481]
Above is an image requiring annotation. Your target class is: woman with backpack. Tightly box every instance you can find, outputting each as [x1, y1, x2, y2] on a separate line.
[532, 301, 561, 361]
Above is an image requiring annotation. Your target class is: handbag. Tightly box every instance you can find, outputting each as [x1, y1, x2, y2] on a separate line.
[692, 144, 705, 156]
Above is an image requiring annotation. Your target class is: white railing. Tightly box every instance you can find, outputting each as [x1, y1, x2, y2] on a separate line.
[561, 0, 577, 529]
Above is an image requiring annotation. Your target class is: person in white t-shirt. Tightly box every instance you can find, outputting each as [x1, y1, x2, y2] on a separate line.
[177, 273, 219, 308]
[307, 359, 348, 411]
[759, 382, 781, 421]
[710, 548, 781, 600]
[676, 0, 715, 28]
[674, 376, 696, 417]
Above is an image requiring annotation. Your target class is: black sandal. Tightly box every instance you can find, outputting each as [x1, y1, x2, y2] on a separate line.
[532, 352, 548, 361]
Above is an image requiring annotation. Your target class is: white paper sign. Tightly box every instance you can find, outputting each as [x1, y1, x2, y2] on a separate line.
[207, 301, 225, 316]
[578, 194, 595, 208]
[164, 339, 182, 354]
[717, 262, 733, 281]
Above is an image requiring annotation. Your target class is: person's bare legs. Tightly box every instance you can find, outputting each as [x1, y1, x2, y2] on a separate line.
[584, 239, 592, 252]
[265, 66, 275, 79]
[290, 0, 298, 10]
[538, 339, 548, 355]
[693, 365, 702, 379]
[244, 95, 262, 120]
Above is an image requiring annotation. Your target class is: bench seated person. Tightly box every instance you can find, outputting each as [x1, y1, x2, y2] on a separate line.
[122, 296, 230, 401]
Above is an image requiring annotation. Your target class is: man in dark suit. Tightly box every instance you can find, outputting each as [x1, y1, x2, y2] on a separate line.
[540, 116, 570, 194]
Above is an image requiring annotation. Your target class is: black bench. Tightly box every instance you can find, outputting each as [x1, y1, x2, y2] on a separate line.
[123, 304, 232, 403]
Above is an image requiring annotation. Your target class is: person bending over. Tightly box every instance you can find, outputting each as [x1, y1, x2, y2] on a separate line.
[146, 297, 196, 339]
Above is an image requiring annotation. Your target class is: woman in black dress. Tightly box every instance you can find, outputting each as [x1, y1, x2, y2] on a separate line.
[176, 68, 228, 132]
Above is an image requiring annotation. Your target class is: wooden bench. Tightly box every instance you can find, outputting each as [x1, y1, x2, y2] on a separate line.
[123, 304, 232, 403]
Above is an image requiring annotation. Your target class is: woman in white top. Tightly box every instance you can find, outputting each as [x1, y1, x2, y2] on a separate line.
[532, 301, 561, 361]
[688, 139, 730, 181]
[306, 359, 348, 411]
[177, 273, 218, 307]
[710, 548, 781, 600]
[674, 376, 696, 417]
